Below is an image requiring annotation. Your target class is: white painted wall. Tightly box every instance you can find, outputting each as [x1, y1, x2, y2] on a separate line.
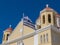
[34, 34, 38, 45]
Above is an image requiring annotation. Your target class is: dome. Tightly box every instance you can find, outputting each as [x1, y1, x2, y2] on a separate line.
[6, 28, 12, 31]
[5, 25, 13, 32]
[40, 4, 57, 14]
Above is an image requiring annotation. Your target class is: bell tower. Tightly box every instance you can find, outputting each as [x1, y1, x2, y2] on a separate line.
[40, 4, 57, 28]
[2, 25, 12, 43]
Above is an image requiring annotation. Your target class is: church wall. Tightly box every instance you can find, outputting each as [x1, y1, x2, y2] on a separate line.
[23, 36, 34, 45]
[38, 28, 52, 45]
[8, 21, 34, 45]
[41, 12, 55, 28]
[51, 30, 60, 45]
[9, 21, 23, 40]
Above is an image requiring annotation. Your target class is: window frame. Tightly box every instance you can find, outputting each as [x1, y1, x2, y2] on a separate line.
[6, 34, 9, 40]
[43, 15, 45, 24]
[48, 14, 51, 23]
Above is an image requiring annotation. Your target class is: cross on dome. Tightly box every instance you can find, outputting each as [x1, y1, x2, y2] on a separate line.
[46, 4, 49, 8]
[9, 25, 12, 28]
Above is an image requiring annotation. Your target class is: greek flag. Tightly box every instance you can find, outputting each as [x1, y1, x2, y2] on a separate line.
[23, 16, 36, 30]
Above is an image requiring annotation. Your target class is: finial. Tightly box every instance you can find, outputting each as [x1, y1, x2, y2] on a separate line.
[46, 4, 49, 8]
[9, 25, 11, 28]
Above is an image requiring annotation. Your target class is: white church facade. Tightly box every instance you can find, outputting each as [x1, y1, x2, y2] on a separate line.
[2, 4, 60, 45]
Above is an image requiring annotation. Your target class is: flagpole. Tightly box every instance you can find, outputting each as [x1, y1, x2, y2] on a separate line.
[21, 13, 24, 44]
[22, 13, 24, 37]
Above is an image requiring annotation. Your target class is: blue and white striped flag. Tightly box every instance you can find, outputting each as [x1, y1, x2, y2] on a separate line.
[23, 16, 36, 30]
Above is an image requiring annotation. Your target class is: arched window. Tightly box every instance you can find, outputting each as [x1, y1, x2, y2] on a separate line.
[43, 15, 45, 24]
[48, 14, 51, 23]
[46, 33, 48, 42]
[6, 34, 9, 40]
[40, 35, 42, 43]
[43, 34, 45, 43]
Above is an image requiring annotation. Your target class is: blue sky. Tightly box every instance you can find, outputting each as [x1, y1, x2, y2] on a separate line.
[0, 0, 60, 44]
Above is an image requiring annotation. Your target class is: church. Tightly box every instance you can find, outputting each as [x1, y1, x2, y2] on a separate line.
[2, 4, 60, 45]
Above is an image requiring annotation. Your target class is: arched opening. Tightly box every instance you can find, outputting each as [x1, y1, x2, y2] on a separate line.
[48, 14, 51, 23]
[43, 15, 45, 24]
[46, 33, 48, 42]
[40, 35, 42, 43]
[6, 34, 9, 40]
[43, 34, 45, 43]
